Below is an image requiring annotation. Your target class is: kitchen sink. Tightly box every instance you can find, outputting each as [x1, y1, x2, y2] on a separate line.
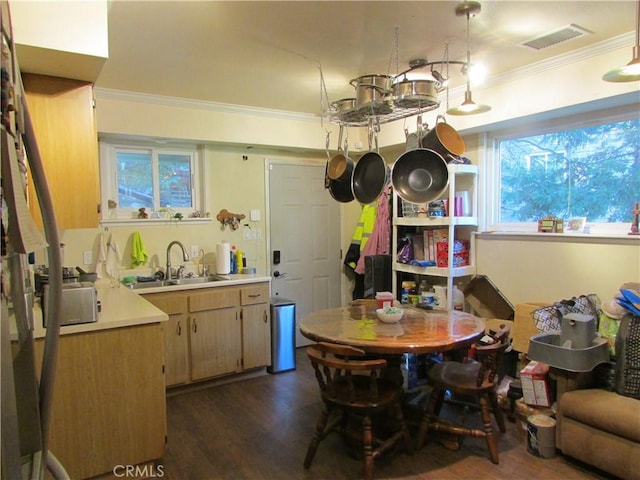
[125, 275, 229, 290]
[167, 275, 229, 285]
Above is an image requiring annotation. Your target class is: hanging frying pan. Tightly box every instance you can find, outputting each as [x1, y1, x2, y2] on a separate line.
[327, 127, 355, 203]
[404, 115, 426, 152]
[328, 125, 354, 182]
[352, 119, 389, 205]
[391, 148, 449, 205]
[421, 114, 466, 160]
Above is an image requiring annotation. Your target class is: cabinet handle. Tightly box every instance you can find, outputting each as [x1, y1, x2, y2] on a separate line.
[263, 311, 268, 323]
[192, 319, 198, 333]
[177, 320, 182, 336]
[248, 293, 261, 298]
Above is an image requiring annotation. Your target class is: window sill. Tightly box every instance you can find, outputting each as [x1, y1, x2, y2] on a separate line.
[476, 230, 640, 245]
[100, 217, 212, 227]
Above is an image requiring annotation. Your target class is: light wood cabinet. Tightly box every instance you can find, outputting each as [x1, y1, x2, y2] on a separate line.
[241, 303, 270, 370]
[143, 281, 271, 387]
[144, 292, 190, 386]
[190, 307, 241, 379]
[240, 283, 270, 370]
[23, 73, 100, 229]
[34, 323, 166, 480]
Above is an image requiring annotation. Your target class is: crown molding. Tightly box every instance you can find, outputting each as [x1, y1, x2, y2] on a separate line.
[95, 33, 634, 119]
[93, 87, 320, 123]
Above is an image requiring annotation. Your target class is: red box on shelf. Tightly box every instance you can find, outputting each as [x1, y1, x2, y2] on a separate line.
[436, 240, 470, 267]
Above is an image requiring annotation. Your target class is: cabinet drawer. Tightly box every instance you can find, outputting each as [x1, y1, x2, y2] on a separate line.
[240, 283, 270, 306]
[189, 287, 239, 312]
[143, 292, 187, 315]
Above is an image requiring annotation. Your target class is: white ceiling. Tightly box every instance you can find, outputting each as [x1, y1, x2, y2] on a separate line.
[95, 1, 636, 116]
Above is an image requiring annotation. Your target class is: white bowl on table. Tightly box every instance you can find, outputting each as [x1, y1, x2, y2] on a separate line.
[376, 307, 404, 323]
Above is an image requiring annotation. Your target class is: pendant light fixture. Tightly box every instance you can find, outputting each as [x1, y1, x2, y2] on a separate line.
[447, 1, 491, 116]
[602, 0, 640, 82]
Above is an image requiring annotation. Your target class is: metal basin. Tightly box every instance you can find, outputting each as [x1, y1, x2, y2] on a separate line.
[125, 275, 229, 290]
[167, 275, 228, 285]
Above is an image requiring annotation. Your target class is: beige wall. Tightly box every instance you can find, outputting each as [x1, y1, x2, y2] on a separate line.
[49, 23, 640, 304]
[59, 146, 322, 278]
[475, 235, 640, 306]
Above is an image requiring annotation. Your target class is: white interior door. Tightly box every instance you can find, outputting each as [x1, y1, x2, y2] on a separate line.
[268, 162, 341, 347]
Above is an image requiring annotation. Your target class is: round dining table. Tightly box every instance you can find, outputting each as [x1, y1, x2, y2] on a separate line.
[298, 301, 486, 356]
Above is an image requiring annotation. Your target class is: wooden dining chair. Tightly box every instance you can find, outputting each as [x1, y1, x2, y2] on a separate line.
[304, 342, 412, 480]
[416, 324, 511, 464]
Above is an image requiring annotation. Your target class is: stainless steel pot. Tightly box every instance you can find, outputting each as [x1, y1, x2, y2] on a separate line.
[421, 115, 465, 159]
[349, 74, 393, 115]
[393, 79, 439, 109]
[391, 149, 449, 205]
[331, 97, 357, 121]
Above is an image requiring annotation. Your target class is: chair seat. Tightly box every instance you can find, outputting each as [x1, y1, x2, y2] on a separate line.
[417, 324, 511, 465]
[429, 361, 486, 394]
[323, 376, 403, 412]
[304, 342, 412, 480]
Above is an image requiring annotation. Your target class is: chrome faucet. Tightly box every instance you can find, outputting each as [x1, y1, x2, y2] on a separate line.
[166, 241, 189, 281]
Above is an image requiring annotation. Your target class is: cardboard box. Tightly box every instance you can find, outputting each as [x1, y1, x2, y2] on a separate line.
[464, 275, 514, 320]
[436, 240, 469, 267]
[512, 302, 549, 353]
[520, 361, 552, 407]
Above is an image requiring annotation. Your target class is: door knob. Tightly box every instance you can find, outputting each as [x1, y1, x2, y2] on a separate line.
[273, 271, 286, 278]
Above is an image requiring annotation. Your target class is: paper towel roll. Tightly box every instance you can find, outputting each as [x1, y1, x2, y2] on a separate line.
[216, 242, 231, 274]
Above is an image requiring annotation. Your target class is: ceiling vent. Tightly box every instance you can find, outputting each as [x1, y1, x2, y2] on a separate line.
[522, 24, 591, 50]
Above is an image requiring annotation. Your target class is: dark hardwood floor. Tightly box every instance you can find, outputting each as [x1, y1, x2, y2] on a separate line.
[160, 348, 611, 480]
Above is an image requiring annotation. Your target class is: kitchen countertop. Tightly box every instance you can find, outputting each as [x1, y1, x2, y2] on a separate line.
[127, 273, 271, 294]
[28, 274, 271, 339]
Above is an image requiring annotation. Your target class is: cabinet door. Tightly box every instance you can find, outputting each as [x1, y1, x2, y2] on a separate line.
[190, 307, 241, 380]
[162, 315, 190, 386]
[23, 73, 99, 229]
[242, 303, 270, 370]
[144, 292, 189, 387]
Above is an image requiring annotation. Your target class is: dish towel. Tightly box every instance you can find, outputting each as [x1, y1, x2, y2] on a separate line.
[95, 231, 108, 279]
[105, 232, 122, 280]
[131, 231, 148, 267]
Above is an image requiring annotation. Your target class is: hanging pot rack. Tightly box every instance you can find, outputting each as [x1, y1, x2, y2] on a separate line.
[326, 0, 487, 127]
[328, 58, 468, 127]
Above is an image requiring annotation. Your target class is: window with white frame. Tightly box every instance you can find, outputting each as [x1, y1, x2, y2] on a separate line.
[487, 106, 639, 234]
[99, 141, 205, 220]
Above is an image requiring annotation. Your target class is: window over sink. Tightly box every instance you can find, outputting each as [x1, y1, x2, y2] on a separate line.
[99, 139, 206, 221]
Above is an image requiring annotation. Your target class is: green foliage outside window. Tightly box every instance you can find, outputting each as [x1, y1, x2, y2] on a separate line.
[499, 119, 639, 223]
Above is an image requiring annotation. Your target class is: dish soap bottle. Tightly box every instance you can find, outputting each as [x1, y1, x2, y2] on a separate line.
[236, 248, 243, 274]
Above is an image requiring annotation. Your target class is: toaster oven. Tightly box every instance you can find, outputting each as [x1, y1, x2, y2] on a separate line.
[43, 282, 100, 327]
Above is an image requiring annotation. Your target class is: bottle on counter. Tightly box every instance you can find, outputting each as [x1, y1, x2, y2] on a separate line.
[236, 248, 243, 274]
[230, 245, 238, 274]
